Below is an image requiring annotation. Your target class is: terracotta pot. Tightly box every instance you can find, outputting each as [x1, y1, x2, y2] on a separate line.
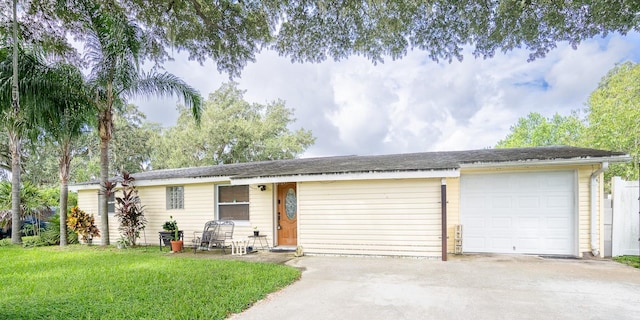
[170, 240, 183, 252]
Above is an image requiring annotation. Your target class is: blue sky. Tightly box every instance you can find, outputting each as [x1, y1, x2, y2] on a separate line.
[133, 32, 640, 158]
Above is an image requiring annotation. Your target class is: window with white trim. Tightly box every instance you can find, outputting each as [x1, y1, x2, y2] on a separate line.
[217, 185, 249, 221]
[166, 186, 184, 210]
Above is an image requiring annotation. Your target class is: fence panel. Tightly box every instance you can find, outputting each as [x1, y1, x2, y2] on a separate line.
[612, 177, 640, 256]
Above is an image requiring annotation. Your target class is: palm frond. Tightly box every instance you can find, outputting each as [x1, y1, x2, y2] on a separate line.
[124, 71, 202, 122]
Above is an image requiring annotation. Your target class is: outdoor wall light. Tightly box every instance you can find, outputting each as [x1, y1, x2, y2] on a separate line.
[257, 185, 267, 191]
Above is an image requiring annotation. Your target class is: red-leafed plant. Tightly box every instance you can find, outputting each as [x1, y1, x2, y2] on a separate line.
[114, 171, 146, 246]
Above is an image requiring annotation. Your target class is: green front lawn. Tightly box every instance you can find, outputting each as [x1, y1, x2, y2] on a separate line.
[613, 255, 640, 268]
[0, 245, 300, 319]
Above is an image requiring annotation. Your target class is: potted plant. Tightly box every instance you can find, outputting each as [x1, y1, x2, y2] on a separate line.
[116, 237, 129, 249]
[160, 216, 177, 247]
[253, 226, 260, 237]
[170, 222, 183, 253]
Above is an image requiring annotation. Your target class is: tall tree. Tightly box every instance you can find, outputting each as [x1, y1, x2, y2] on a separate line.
[9, 0, 21, 244]
[60, 1, 201, 245]
[0, 47, 92, 244]
[21, 104, 158, 186]
[41, 66, 92, 246]
[110, 104, 161, 174]
[151, 82, 315, 169]
[496, 112, 586, 148]
[121, 1, 640, 77]
[587, 61, 640, 180]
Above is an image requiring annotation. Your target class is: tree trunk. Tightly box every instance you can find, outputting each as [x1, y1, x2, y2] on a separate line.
[9, 0, 21, 245]
[58, 140, 71, 246]
[98, 108, 112, 246]
[9, 131, 21, 244]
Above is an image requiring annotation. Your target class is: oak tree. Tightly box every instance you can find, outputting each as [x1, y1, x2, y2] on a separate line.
[151, 82, 315, 168]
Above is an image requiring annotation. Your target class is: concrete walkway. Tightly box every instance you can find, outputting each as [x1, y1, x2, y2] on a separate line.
[230, 255, 640, 320]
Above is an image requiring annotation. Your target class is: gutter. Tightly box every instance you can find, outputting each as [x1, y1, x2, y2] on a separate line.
[459, 155, 630, 169]
[590, 162, 608, 257]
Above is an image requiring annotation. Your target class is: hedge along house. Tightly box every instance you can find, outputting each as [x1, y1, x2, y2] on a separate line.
[70, 146, 630, 259]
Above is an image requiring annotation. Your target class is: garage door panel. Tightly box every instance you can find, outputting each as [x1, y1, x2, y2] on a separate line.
[490, 237, 512, 251]
[547, 195, 571, 208]
[547, 217, 571, 229]
[491, 217, 512, 228]
[518, 217, 540, 230]
[517, 238, 540, 251]
[465, 195, 487, 209]
[492, 196, 513, 208]
[518, 196, 540, 208]
[461, 171, 576, 255]
[465, 236, 486, 251]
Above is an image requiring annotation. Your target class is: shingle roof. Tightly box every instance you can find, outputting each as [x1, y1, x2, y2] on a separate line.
[75, 146, 628, 185]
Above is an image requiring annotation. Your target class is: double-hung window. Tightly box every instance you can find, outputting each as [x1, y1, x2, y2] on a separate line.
[217, 185, 249, 221]
[166, 186, 184, 210]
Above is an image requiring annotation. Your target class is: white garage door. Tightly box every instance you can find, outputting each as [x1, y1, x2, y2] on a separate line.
[460, 171, 576, 255]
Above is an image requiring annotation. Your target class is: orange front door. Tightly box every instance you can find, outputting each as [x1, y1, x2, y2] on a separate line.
[277, 182, 297, 246]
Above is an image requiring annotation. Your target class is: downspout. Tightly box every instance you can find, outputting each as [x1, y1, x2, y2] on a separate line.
[441, 178, 447, 261]
[590, 162, 608, 257]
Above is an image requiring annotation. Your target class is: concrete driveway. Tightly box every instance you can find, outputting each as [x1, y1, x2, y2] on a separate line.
[230, 254, 640, 320]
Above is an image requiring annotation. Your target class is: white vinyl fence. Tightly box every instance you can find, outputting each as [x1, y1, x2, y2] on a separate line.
[612, 177, 640, 256]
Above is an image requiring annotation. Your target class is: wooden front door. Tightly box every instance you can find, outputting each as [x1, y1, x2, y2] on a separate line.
[277, 182, 297, 246]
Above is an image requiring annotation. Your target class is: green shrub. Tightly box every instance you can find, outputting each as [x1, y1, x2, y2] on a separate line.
[40, 214, 79, 245]
[22, 236, 47, 248]
[0, 238, 11, 246]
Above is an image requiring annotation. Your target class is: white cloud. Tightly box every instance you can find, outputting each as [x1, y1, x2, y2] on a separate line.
[131, 32, 640, 158]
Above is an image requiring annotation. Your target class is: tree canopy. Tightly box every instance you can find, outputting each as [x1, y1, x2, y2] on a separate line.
[151, 82, 315, 169]
[496, 62, 640, 181]
[496, 112, 586, 148]
[587, 61, 640, 179]
[15, 0, 640, 78]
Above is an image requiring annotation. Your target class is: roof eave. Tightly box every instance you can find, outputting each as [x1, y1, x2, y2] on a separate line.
[69, 176, 232, 191]
[459, 155, 632, 169]
[230, 168, 460, 185]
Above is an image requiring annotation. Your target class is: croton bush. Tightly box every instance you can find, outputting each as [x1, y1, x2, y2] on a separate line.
[66, 206, 100, 243]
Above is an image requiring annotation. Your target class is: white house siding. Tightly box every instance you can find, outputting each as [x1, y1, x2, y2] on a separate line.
[297, 179, 443, 257]
[138, 183, 216, 245]
[77, 183, 217, 245]
[577, 166, 605, 257]
[235, 184, 275, 244]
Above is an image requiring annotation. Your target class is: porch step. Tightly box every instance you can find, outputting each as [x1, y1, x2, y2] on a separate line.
[270, 246, 297, 252]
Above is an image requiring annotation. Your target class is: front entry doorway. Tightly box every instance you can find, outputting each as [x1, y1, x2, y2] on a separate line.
[277, 182, 297, 246]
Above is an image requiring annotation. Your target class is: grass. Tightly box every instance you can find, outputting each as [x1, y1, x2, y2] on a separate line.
[0, 245, 300, 319]
[613, 255, 640, 268]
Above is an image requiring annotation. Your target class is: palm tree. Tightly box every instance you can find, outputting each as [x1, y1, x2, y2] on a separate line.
[30, 63, 93, 246]
[76, 1, 201, 244]
[0, 45, 93, 244]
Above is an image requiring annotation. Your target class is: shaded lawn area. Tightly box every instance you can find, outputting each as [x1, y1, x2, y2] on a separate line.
[614, 255, 640, 268]
[0, 245, 300, 319]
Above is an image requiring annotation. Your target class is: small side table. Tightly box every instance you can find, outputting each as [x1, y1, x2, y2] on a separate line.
[248, 235, 270, 251]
